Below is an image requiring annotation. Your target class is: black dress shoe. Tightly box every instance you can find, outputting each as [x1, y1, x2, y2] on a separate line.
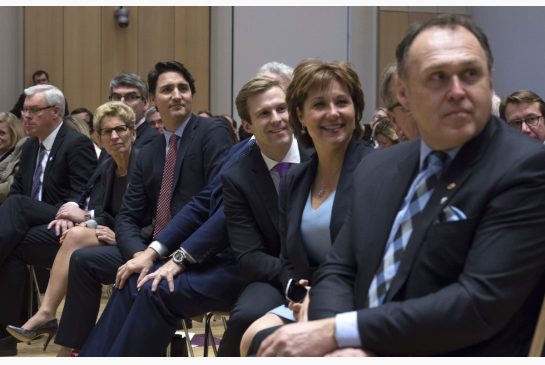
[6, 318, 58, 351]
[0, 336, 17, 357]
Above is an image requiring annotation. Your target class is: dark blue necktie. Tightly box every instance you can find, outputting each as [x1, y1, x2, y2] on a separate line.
[31, 143, 46, 201]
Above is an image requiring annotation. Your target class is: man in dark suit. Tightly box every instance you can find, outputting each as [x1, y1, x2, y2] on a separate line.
[97, 72, 158, 162]
[0, 84, 97, 356]
[216, 76, 310, 356]
[53, 61, 234, 356]
[255, 15, 545, 356]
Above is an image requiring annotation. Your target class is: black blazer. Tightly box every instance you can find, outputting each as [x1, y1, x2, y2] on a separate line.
[222, 141, 311, 287]
[309, 117, 545, 355]
[115, 114, 233, 261]
[9, 122, 98, 206]
[277, 138, 373, 289]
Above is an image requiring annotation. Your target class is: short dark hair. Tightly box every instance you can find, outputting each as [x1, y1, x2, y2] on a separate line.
[147, 61, 196, 96]
[32, 69, 49, 83]
[109, 72, 149, 100]
[499, 90, 545, 121]
[396, 14, 493, 79]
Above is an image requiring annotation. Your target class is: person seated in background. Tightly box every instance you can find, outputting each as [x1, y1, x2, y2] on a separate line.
[0, 112, 26, 204]
[5, 102, 137, 354]
[380, 63, 419, 141]
[252, 14, 545, 357]
[499, 89, 545, 143]
[372, 117, 400, 149]
[70, 107, 94, 135]
[239, 59, 373, 356]
[145, 106, 164, 134]
[0, 84, 97, 357]
[258, 61, 294, 89]
[216, 114, 239, 143]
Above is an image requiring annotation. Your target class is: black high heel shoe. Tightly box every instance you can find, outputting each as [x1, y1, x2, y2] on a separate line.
[5, 318, 58, 351]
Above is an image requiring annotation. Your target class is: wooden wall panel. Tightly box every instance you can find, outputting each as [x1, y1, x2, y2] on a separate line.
[24, 6, 211, 114]
[137, 7, 175, 81]
[174, 7, 210, 113]
[24, 7, 64, 89]
[101, 6, 139, 103]
[63, 7, 102, 112]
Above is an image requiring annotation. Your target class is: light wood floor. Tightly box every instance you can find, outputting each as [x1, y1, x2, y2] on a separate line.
[14, 285, 226, 357]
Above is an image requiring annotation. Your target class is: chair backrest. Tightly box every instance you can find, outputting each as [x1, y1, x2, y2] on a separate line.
[529, 292, 545, 356]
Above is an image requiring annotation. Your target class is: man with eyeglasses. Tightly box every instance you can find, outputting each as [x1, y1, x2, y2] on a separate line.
[107, 72, 158, 151]
[380, 63, 420, 142]
[0, 84, 97, 356]
[500, 90, 545, 143]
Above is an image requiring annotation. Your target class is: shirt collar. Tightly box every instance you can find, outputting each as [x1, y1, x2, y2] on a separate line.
[41, 121, 63, 151]
[261, 136, 301, 171]
[419, 140, 460, 170]
[163, 114, 191, 144]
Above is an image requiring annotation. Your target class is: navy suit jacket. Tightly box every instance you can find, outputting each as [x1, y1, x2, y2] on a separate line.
[9, 122, 98, 205]
[115, 114, 233, 261]
[309, 117, 545, 355]
[222, 141, 311, 288]
[277, 138, 373, 290]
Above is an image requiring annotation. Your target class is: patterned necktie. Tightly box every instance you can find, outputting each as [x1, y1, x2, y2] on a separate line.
[367, 151, 448, 308]
[153, 134, 179, 239]
[275, 162, 291, 180]
[31, 143, 46, 200]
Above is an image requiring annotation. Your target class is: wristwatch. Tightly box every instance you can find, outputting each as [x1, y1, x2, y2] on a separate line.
[171, 248, 190, 268]
[84, 211, 92, 221]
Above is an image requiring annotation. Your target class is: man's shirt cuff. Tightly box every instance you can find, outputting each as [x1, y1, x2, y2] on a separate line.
[148, 240, 169, 257]
[335, 311, 362, 348]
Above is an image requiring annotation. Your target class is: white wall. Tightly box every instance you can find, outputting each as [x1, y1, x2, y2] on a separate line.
[211, 6, 378, 125]
[0, 7, 23, 112]
[471, 7, 545, 99]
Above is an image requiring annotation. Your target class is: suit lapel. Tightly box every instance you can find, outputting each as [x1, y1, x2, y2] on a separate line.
[386, 120, 498, 301]
[360, 142, 421, 293]
[173, 115, 197, 188]
[249, 146, 281, 233]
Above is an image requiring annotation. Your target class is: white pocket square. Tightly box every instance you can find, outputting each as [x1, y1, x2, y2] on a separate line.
[438, 205, 467, 222]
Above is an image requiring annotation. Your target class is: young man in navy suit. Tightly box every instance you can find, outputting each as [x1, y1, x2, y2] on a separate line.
[255, 14, 545, 357]
[53, 61, 234, 356]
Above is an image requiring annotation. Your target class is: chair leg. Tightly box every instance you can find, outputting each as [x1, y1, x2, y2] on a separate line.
[180, 318, 194, 357]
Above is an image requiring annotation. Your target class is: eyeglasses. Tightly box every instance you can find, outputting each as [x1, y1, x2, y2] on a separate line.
[507, 115, 543, 130]
[99, 125, 130, 137]
[21, 105, 55, 116]
[109, 92, 142, 103]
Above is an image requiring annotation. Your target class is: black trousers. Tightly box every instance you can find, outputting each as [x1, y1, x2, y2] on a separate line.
[217, 281, 284, 357]
[55, 245, 123, 350]
[0, 196, 58, 334]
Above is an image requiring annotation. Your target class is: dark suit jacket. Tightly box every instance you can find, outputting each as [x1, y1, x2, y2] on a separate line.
[9, 122, 98, 205]
[115, 114, 233, 261]
[222, 141, 311, 287]
[277, 138, 373, 290]
[309, 117, 545, 356]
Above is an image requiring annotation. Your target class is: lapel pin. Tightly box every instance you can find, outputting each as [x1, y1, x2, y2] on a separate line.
[440, 197, 448, 204]
[447, 182, 456, 190]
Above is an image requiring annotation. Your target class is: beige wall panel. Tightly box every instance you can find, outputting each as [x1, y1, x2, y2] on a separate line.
[137, 7, 174, 82]
[25, 7, 64, 89]
[174, 7, 210, 112]
[101, 6, 139, 103]
[63, 7, 102, 113]
[377, 11, 408, 104]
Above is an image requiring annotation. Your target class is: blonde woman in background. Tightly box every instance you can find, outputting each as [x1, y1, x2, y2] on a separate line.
[0, 112, 26, 203]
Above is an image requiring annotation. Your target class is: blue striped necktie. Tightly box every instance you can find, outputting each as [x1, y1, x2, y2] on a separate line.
[367, 151, 449, 308]
[31, 143, 46, 201]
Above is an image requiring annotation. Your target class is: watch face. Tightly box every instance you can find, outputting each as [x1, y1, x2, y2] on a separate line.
[173, 250, 183, 263]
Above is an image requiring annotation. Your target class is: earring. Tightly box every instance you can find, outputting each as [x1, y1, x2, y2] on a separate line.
[301, 126, 307, 135]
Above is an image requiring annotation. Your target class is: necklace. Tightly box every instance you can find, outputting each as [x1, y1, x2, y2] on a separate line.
[316, 183, 327, 198]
